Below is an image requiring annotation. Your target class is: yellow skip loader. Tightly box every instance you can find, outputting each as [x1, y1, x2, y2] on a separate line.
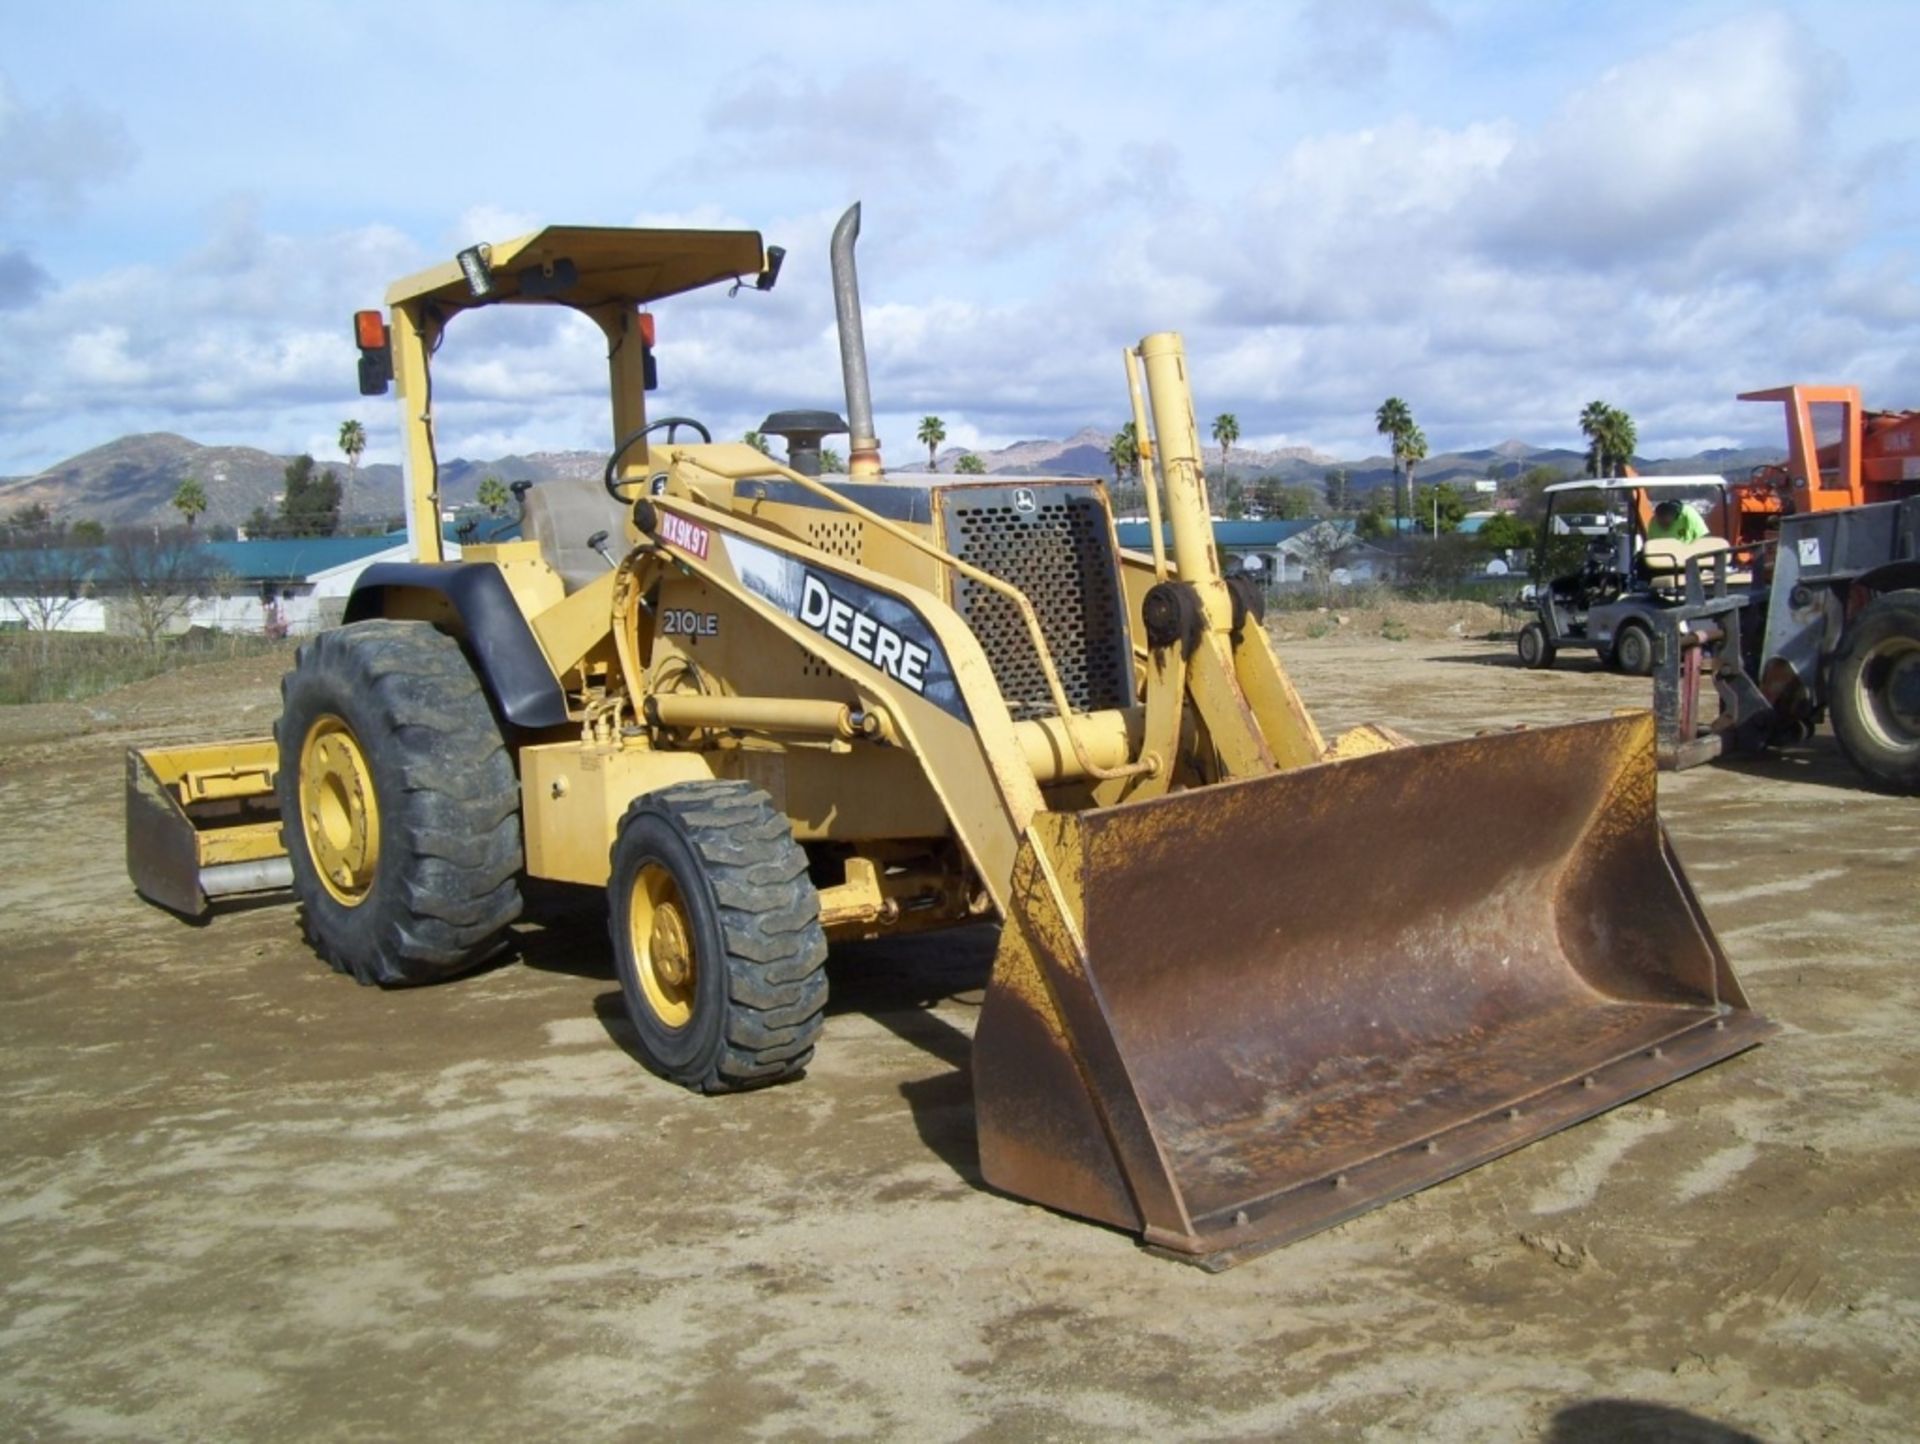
[127, 205, 1769, 1267]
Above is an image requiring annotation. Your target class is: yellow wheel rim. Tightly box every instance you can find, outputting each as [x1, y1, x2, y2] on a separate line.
[629, 862, 696, 1029]
[300, 714, 381, 907]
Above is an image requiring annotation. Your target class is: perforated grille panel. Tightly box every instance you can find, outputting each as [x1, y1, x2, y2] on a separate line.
[800, 521, 862, 676]
[806, 518, 862, 561]
[941, 484, 1132, 720]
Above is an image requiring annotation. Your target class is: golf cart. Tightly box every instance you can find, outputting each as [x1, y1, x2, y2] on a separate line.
[1516, 476, 1747, 675]
[1517, 475, 1776, 768]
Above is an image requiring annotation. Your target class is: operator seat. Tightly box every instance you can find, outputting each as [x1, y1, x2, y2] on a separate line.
[1642, 536, 1748, 587]
[520, 477, 634, 592]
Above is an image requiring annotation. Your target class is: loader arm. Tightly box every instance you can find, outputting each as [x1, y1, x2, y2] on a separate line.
[1128, 334, 1324, 773]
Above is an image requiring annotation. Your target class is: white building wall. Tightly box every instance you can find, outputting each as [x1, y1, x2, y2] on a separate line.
[306, 542, 417, 599]
[0, 539, 434, 637]
[183, 592, 328, 635]
[0, 596, 109, 632]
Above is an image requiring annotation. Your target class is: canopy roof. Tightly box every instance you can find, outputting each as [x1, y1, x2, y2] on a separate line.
[386, 226, 770, 312]
[1541, 474, 1728, 495]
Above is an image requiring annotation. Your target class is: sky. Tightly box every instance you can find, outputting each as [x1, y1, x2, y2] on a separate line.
[2, 0, 1917, 477]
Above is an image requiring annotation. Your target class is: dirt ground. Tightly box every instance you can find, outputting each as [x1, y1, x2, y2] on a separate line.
[2, 618, 1916, 1442]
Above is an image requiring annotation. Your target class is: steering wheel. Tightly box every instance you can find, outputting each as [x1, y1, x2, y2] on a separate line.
[603, 416, 712, 499]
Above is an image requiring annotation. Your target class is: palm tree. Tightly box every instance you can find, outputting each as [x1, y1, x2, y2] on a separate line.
[1578, 400, 1610, 479]
[338, 419, 366, 529]
[821, 448, 846, 474]
[1211, 413, 1240, 479]
[1375, 397, 1414, 524]
[1401, 426, 1429, 515]
[917, 415, 946, 472]
[1579, 401, 1638, 478]
[743, 430, 771, 456]
[955, 453, 986, 474]
[1599, 407, 1637, 478]
[476, 476, 510, 515]
[1109, 422, 1139, 484]
[171, 477, 208, 529]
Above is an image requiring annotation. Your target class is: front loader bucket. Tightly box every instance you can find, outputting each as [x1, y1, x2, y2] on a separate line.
[127, 740, 290, 917]
[974, 712, 1771, 1268]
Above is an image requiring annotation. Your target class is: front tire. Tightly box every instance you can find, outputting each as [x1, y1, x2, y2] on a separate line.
[609, 781, 828, 1093]
[1518, 621, 1556, 670]
[1829, 589, 1920, 794]
[276, 621, 524, 986]
[1613, 621, 1655, 677]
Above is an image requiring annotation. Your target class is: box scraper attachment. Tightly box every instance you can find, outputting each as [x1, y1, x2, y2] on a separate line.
[126, 740, 289, 917]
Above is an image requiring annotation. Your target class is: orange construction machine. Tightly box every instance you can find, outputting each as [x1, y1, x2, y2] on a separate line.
[1729, 385, 1920, 556]
[1650, 385, 1920, 791]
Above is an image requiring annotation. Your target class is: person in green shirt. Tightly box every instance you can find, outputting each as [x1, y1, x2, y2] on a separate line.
[1647, 499, 1707, 542]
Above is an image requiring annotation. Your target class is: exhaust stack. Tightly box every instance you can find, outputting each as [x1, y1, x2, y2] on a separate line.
[830, 203, 883, 477]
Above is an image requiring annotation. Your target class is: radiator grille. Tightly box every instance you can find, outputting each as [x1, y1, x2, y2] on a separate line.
[942, 486, 1133, 721]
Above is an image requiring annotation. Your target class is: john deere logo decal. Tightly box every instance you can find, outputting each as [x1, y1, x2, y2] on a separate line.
[798, 572, 931, 691]
[716, 532, 969, 722]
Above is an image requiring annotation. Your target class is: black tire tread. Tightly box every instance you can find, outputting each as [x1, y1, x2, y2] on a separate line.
[1829, 589, 1920, 795]
[1614, 621, 1655, 677]
[614, 780, 827, 1092]
[1518, 621, 1555, 670]
[276, 621, 523, 986]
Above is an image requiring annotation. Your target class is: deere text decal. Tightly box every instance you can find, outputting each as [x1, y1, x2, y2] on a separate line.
[718, 533, 968, 721]
[799, 572, 929, 690]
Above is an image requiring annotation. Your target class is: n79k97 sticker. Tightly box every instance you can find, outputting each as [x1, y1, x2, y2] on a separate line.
[657, 512, 710, 560]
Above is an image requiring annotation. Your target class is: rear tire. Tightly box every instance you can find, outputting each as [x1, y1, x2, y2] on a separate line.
[1518, 621, 1556, 670]
[276, 621, 524, 986]
[1829, 589, 1920, 795]
[609, 781, 828, 1093]
[1613, 621, 1655, 677]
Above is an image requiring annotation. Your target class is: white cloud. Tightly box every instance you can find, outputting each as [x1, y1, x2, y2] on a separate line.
[1483, 10, 1852, 271]
[0, 216, 423, 466]
[62, 325, 149, 386]
[0, 73, 135, 220]
[696, 68, 975, 190]
[0, 3, 1916, 478]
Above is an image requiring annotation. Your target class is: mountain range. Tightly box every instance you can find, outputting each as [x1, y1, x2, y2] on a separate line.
[0, 429, 1784, 529]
